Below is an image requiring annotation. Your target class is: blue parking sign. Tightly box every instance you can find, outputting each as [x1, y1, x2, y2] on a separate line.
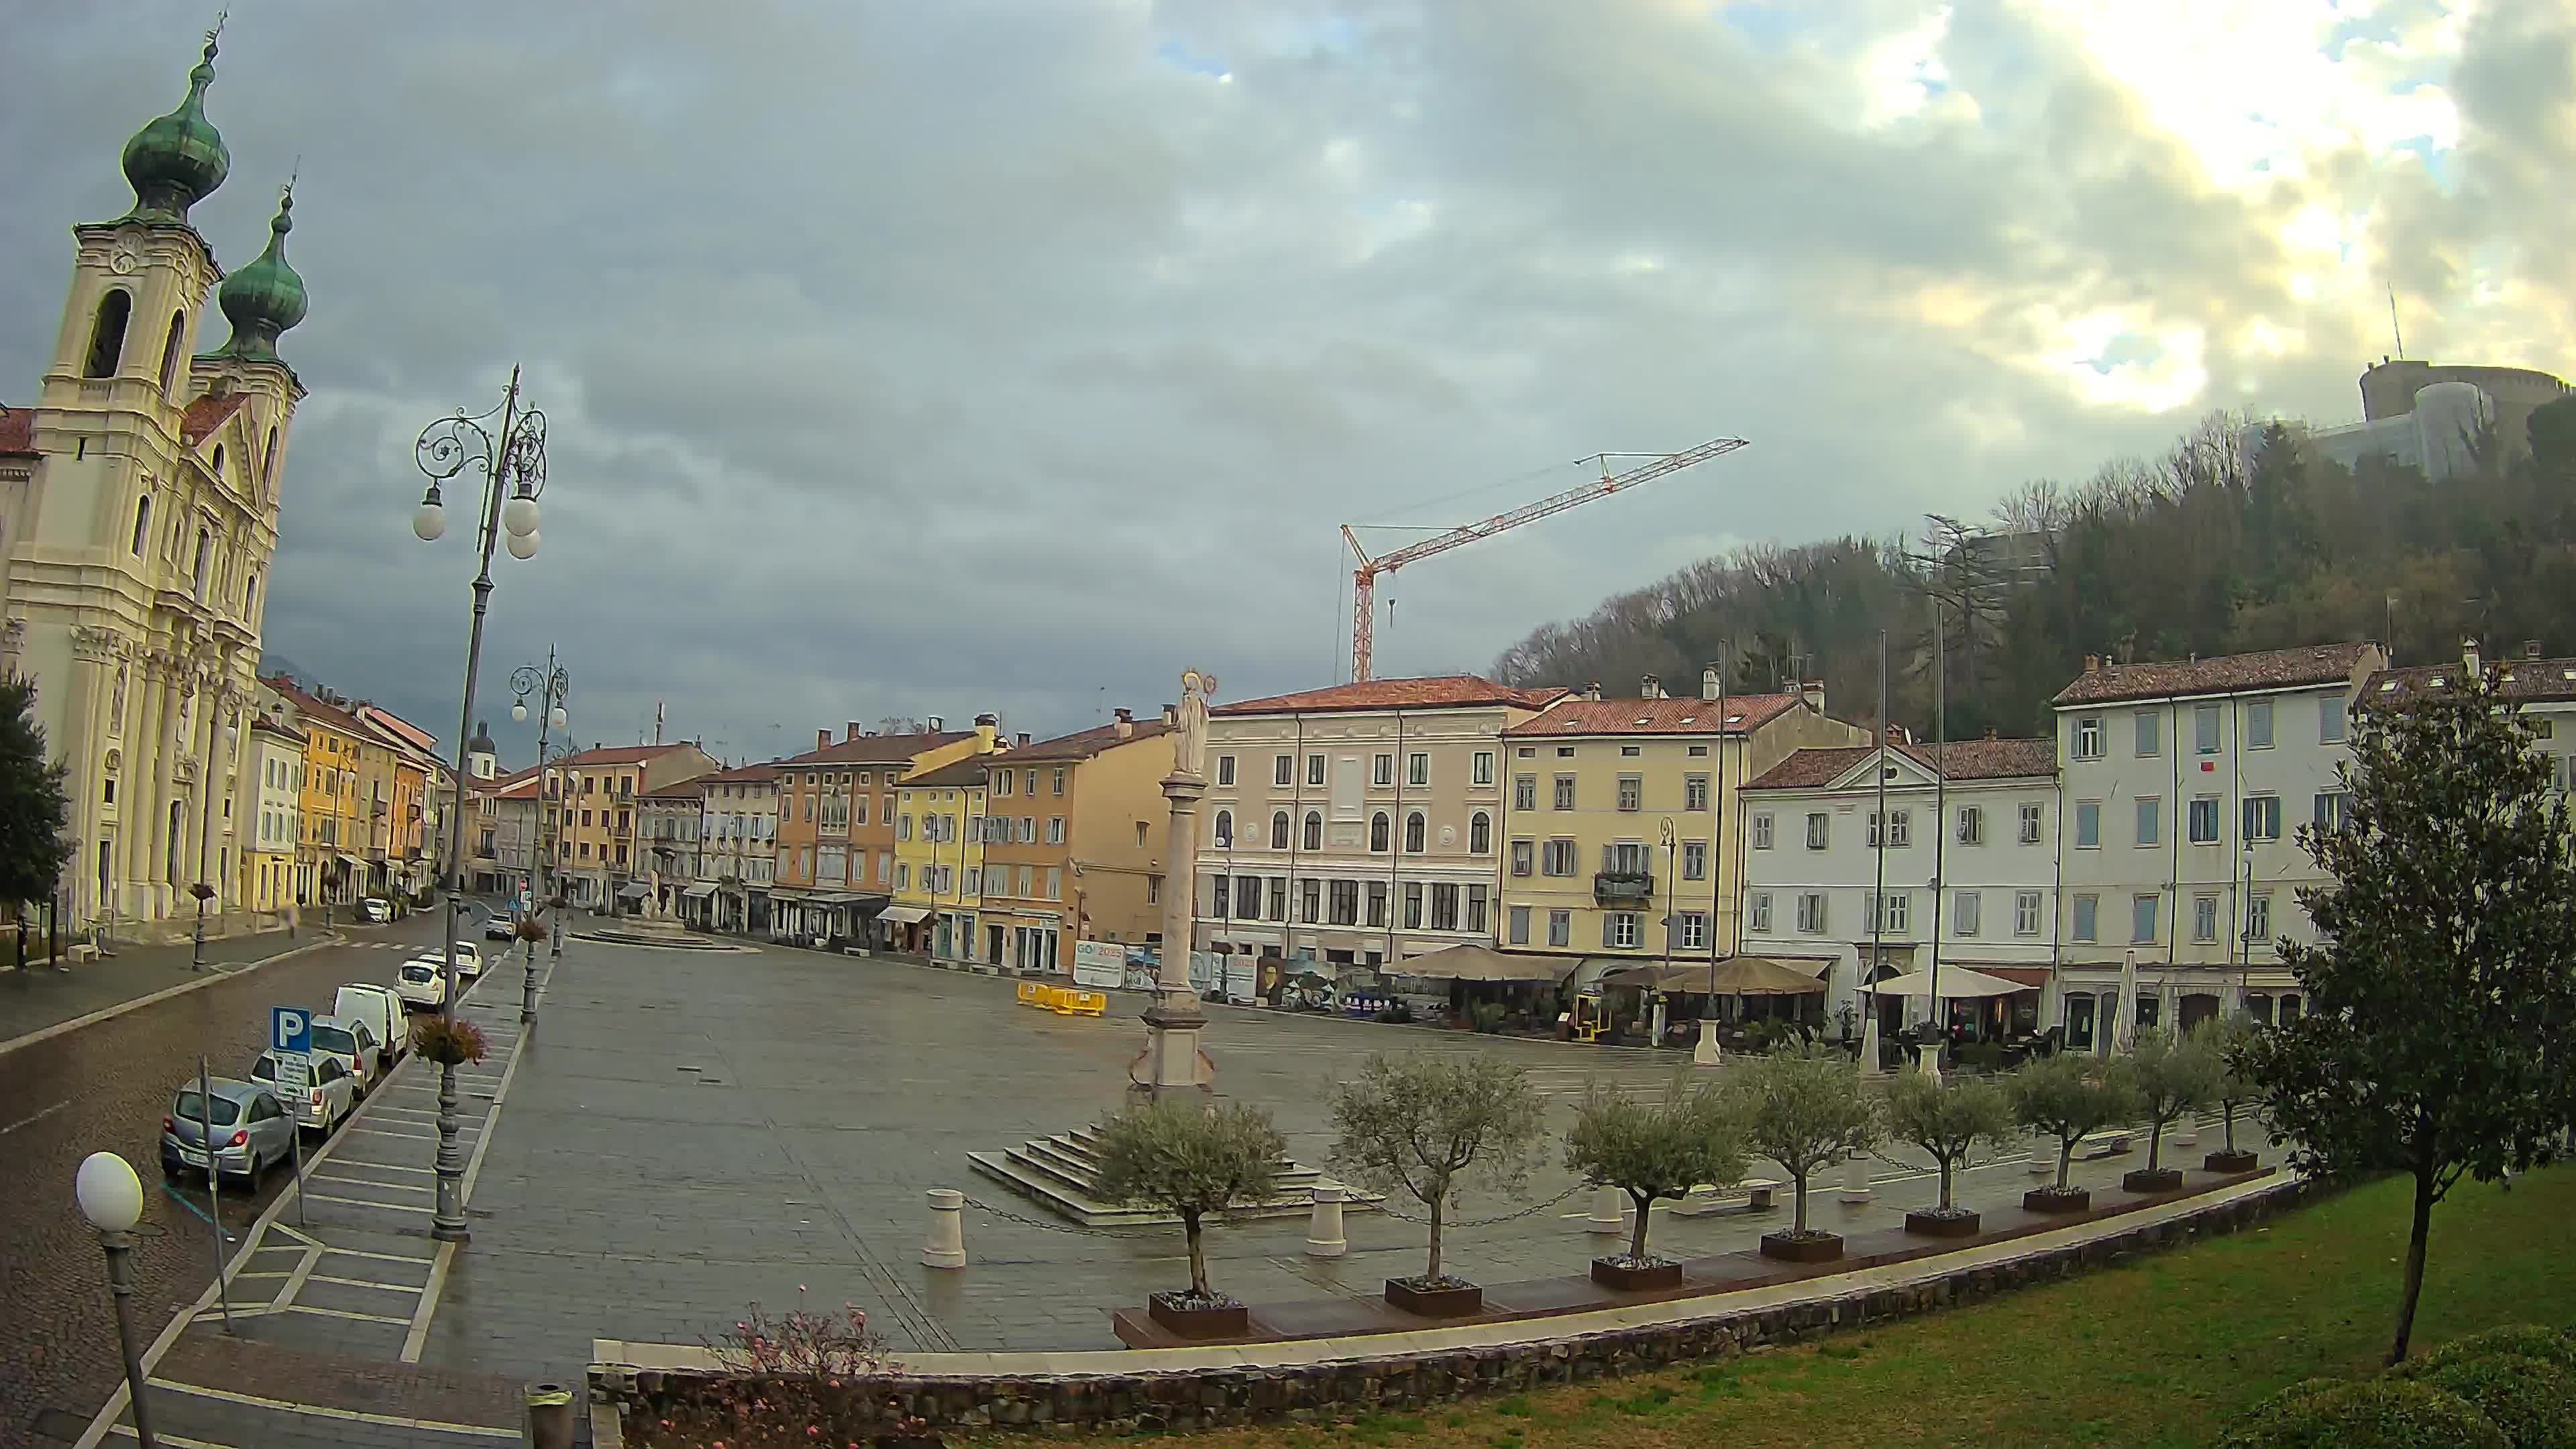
[272, 1006, 312, 1056]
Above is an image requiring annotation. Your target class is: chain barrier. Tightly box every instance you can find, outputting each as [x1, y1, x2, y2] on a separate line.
[1371, 1180, 1589, 1229]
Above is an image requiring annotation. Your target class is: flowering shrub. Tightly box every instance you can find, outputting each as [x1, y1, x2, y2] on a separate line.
[408, 1014, 488, 1066]
[515, 912, 550, 943]
[623, 1293, 914, 1448]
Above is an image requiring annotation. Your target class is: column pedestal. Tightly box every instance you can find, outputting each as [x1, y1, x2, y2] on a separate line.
[1693, 1017, 1722, 1067]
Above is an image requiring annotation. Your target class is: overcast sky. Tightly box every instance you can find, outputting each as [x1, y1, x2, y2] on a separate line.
[5, 1, 2567, 767]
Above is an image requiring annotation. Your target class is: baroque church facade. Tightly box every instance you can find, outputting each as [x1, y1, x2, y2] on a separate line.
[0, 30, 310, 930]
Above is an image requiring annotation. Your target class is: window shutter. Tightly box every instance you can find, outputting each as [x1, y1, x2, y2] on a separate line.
[1601, 914, 1615, 949]
[1600, 843, 1613, 873]
[1664, 913, 1682, 951]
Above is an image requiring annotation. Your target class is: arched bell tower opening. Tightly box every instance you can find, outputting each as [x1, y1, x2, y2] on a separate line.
[84, 290, 133, 379]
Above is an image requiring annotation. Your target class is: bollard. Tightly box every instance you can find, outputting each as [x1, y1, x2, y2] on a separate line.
[1919, 1043, 1942, 1085]
[2173, 1113, 2199, 1149]
[1586, 1185, 1625, 1235]
[1304, 1183, 1348, 1258]
[2029, 1131, 2056, 1176]
[525, 1382, 575, 1449]
[1838, 1150, 1873, 1204]
[922, 1188, 967, 1269]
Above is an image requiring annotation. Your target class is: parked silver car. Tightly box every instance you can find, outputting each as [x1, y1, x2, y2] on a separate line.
[250, 1049, 358, 1132]
[160, 1080, 296, 1185]
[307, 1014, 383, 1093]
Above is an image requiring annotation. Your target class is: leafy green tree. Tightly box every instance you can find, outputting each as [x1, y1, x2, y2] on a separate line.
[1728, 1042, 1882, 1235]
[2192, 1015, 2262, 1158]
[1092, 1098, 1286, 1302]
[2237, 666, 2576, 1364]
[1328, 1054, 1547, 1284]
[2010, 1052, 2137, 1193]
[1881, 1065, 2016, 1214]
[0, 678, 74, 918]
[1564, 1077, 1746, 1264]
[2127, 1026, 2221, 1174]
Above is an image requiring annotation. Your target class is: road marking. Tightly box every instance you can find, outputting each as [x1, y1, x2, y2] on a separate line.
[324, 1158, 433, 1175]
[321, 1244, 435, 1265]
[282, 1302, 412, 1324]
[0, 1099, 70, 1135]
[307, 1194, 434, 1214]
[309, 1273, 421, 1293]
[144, 1379, 520, 1437]
[110, 1424, 235, 1447]
[401, 1240, 459, 1363]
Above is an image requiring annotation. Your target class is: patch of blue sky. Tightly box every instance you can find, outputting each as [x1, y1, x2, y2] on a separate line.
[1714, 1, 1799, 52]
[2086, 333, 2162, 376]
[1153, 39, 1230, 78]
[2391, 135, 2455, 192]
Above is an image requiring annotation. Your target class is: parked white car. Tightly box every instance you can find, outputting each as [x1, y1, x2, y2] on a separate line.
[395, 957, 447, 1011]
[305, 1014, 384, 1094]
[251, 1049, 358, 1132]
[448, 942, 485, 979]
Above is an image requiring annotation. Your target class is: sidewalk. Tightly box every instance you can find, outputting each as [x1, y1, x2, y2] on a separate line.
[0, 925, 321, 1049]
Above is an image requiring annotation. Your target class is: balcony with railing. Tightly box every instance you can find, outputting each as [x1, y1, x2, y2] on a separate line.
[1593, 871, 1654, 905]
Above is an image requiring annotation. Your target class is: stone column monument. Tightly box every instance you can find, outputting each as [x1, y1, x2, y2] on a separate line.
[1131, 669, 1218, 1096]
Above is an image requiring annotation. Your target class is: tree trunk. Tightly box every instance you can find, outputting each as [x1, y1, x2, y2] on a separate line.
[1792, 1174, 1810, 1234]
[2389, 1165, 2437, 1365]
[1627, 1191, 1652, 1260]
[1426, 1195, 1445, 1281]
[2222, 1102, 2238, 1153]
[1937, 1157, 1955, 1212]
[2057, 1137, 2075, 1191]
[1183, 1208, 1210, 1299]
[2147, 1116, 2165, 1172]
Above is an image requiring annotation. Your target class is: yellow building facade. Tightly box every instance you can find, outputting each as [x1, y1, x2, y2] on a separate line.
[239, 714, 302, 913]
[893, 755, 991, 961]
[976, 710, 1173, 972]
[264, 678, 364, 904]
[1498, 674, 1868, 971]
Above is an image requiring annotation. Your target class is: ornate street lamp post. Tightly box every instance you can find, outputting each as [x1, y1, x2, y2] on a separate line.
[411, 368, 547, 1242]
[509, 655, 569, 1023]
[75, 1151, 157, 1448]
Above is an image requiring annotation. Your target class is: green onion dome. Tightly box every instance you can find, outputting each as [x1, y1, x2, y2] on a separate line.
[120, 35, 229, 225]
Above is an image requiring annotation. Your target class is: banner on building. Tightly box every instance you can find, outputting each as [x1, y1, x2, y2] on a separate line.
[1223, 954, 1258, 1005]
[1071, 939, 1127, 990]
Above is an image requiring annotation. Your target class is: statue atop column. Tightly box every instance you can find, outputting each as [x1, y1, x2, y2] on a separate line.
[1171, 669, 1216, 782]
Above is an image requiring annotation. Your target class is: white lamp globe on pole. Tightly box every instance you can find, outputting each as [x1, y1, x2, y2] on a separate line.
[76, 1150, 142, 1232]
[512, 701, 529, 723]
[502, 492, 541, 538]
[505, 530, 539, 561]
[548, 704, 567, 728]
[411, 489, 447, 543]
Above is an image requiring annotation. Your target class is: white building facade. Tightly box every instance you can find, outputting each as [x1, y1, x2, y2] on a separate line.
[694, 763, 778, 933]
[1191, 676, 1561, 968]
[1738, 738, 2061, 1038]
[2050, 643, 2384, 1047]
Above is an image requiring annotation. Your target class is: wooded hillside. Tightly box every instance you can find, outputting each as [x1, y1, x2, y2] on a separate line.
[1491, 396, 2576, 741]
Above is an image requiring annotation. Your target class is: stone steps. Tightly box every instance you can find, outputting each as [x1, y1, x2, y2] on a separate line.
[967, 1126, 1377, 1228]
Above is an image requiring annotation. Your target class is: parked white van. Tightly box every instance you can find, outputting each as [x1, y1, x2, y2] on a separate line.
[333, 983, 404, 1075]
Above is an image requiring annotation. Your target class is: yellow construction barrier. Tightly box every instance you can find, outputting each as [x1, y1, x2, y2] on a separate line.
[1015, 980, 1039, 1006]
[1016, 983, 1109, 1018]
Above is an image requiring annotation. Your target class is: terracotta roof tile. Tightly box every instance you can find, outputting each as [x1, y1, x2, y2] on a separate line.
[1743, 737, 2055, 791]
[2367, 655, 2576, 706]
[773, 731, 972, 767]
[639, 776, 712, 800]
[1505, 694, 1801, 737]
[2052, 643, 2375, 706]
[0, 408, 34, 457]
[906, 757, 991, 789]
[262, 676, 361, 732]
[1002, 718, 1174, 763]
[694, 762, 781, 785]
[180, 393, 250, 446]
[1214, 676, 1562, 716]
[555, 743, 695, 767]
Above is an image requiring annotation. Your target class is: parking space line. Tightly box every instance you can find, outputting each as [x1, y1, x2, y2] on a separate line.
[325, 1157, 433, 1175]
[307, 1194, 434, 1214]
[282, 1303, 413, 1324]
[321, 1245, 435, 1265]
[309, 1273, 421, 1293]
[144, 1379, 521, 1437]
[109, 1425, 234, 1448]
[400, 1240, 458, 1363]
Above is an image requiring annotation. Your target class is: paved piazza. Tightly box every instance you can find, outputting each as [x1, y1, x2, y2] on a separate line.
[403, 934, 2241, 1393]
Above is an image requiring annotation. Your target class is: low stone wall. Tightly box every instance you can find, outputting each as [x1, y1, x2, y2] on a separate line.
[596, 1175, 2323, 1436]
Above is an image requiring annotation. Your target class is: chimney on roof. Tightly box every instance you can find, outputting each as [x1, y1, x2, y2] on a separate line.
[816, 728, 830, 751]
[1640, 674, 1662, 699]
[2526, 639, 2544, 660]
[926, 715, 944, 733]
[1114, 708, 1134, 739]
[2463, 637, 2481, 677]
[1585, 680, 1602, 702]
[1016, 732, 1030, 747]
[2084, 653, 2100, 673]
[1701, 667, 1721, 701]
[1162, 702, 1178, 727]
[1801, 680, 1826, 714]
[847, 721, 862, 742]
[975, 712, 999, 751]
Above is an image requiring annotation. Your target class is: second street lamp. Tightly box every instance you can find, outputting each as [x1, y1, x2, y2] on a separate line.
[509, 653, 570, 1022]
[412, 366, 549, 1243]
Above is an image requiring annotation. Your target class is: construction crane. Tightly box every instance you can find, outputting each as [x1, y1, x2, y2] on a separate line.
[1340, 437, 1750, 682]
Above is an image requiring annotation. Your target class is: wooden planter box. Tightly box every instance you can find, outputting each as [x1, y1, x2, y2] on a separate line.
[1147, 1291, 1249, 1338]
[1590, 1256, 1684, 1291]
[1759, 1231, 1845, 1263]
[2122, 1167, 2185, 1193]
[2204, 1149, 2260, 1173]
[1903, 1209, 1982, 1238]
[1384, 1278, 1484, 1316]
[2024, 1187, 2090, 1214]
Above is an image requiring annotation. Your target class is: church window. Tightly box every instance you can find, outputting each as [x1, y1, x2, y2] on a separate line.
[85, 290, 131, 378]
[244, 570, 259, 616]
[129, 496, 152, 555]
[262, 427, 278, 484]
[193, 528, 211, 598]
[211, 445, 225, 481]
[157, 311, 186, 394]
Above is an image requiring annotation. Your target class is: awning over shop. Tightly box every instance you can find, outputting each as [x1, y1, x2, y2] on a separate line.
[335, 853, 366, 871]
[1705, 955, 1833, 995]
[616, 882, 650, 900]
[1393, 945, 1580, 983]
[1955, 964, 2051, 989]
[680, 883, 717, 900]
[1864, 965, 2025, 999]
[878, 904, 932, 924]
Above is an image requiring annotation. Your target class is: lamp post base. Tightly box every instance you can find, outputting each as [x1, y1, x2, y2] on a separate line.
[1130, 996, 1214, 1095]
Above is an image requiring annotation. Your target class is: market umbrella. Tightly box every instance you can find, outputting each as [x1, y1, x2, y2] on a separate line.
[1703, 955, 1831, 996]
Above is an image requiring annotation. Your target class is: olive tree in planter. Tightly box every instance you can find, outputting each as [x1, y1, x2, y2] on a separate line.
[1731, 1042, 1882, 1263]
[1091, 1096, 1286, 1338]
[1882, 1065, 2017, 1237]
[2121, 1026, 2220, 1192]
[1328, 1053, 1546, 1316]
[2195, 1015, 2263, 1173]
[2010, 1051, 2137, 1213]
[1564, 1077, 1745, 1291]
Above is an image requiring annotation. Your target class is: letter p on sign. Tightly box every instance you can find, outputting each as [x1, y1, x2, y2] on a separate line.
[272, 1006, 311, 1056]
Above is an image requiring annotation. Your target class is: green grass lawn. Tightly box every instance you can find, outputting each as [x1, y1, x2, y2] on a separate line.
[1124, 1166, 2576, 1449]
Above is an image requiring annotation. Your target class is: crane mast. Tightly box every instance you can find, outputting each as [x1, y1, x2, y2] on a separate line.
[1344, 436, 1750, 682]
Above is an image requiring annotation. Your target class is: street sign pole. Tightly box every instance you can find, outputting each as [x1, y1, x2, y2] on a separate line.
[272, 1009, 314, 1231]
[197, 1055, 233, 1334]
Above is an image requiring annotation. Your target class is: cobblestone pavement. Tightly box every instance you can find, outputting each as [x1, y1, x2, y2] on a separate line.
[0, 928, 316, 1049]
[0, 908, 476, 1448]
